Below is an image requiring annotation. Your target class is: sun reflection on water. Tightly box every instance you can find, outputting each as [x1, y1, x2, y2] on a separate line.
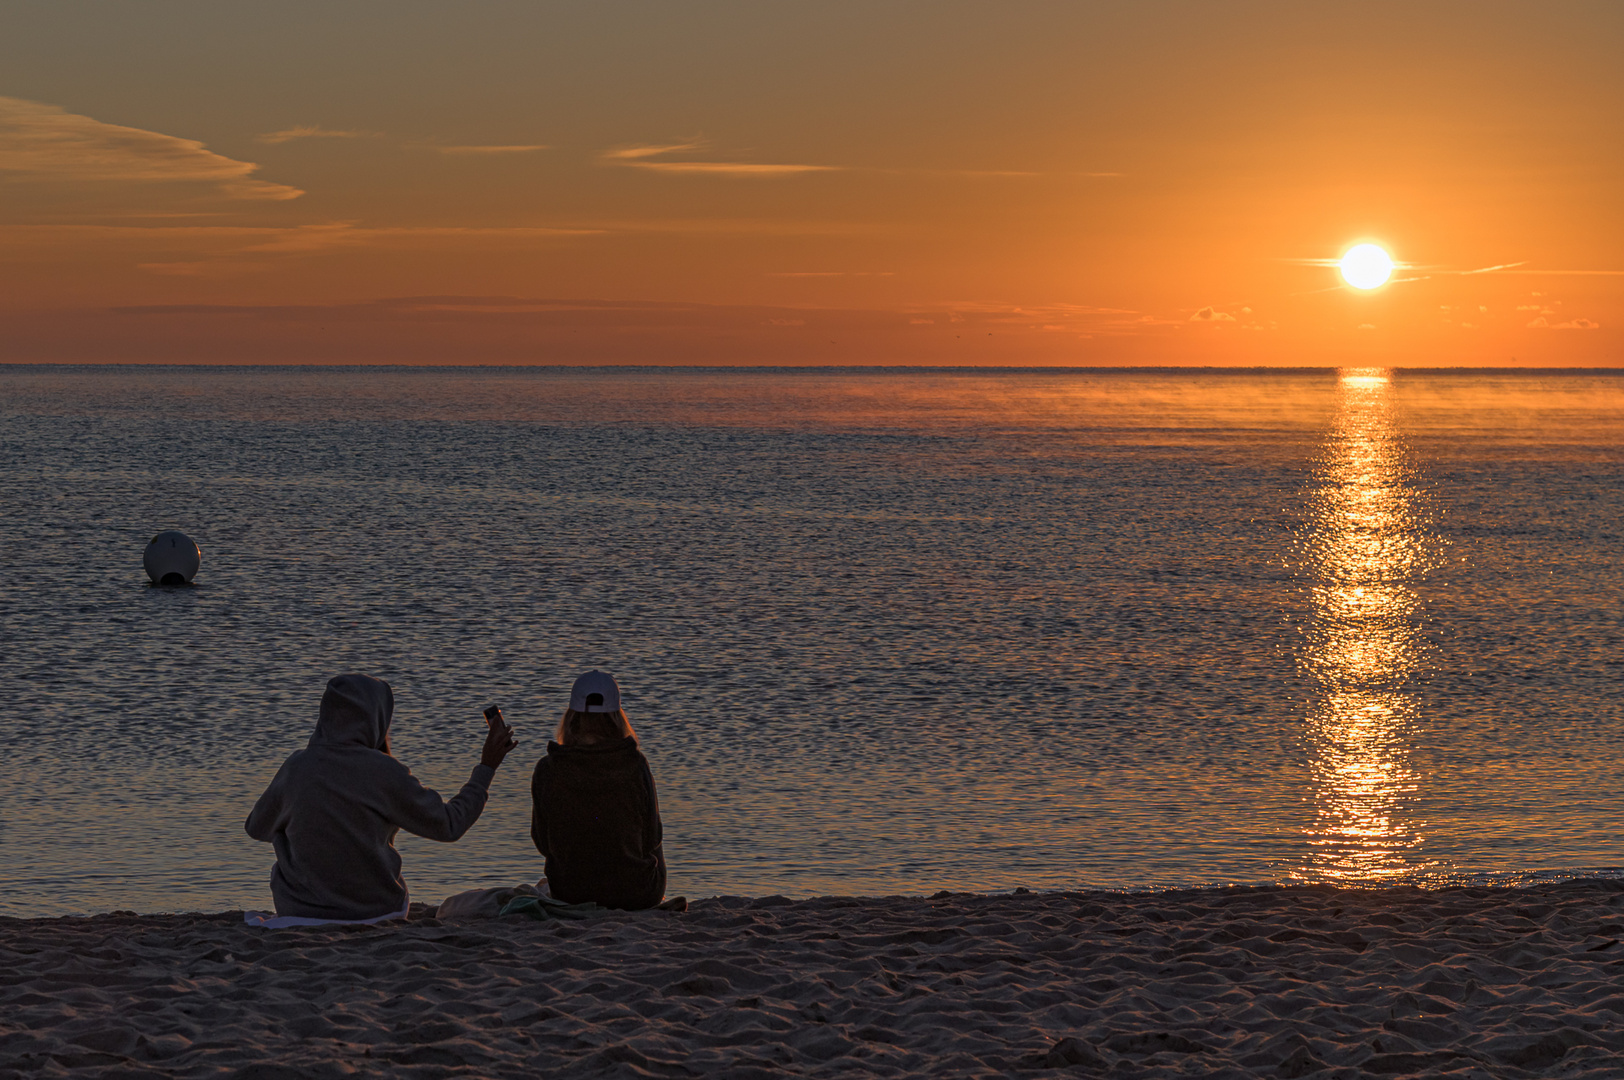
[1297, 368, 1438, 882]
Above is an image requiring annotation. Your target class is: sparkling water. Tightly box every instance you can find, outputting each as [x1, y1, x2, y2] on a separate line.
[1, 365, 1620, 915]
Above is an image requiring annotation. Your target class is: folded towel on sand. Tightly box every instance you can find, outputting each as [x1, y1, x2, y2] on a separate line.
[437, 883, 549, 920]
[499, 894, 611, 921]
[243, 898, 410, 929]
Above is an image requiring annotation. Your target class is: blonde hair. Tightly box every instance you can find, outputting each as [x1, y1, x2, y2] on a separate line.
[554, 707, 635, 747]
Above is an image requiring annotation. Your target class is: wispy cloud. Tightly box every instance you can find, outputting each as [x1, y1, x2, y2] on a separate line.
[630, 161, 836, 176]
[242, 222, 373, 253]
[260, 128, 552, 156]
[602, 143, 703, 161]
[1527, 316, 1601, 329]
[249, 223, 604, 253]
[856, 166, 1118, 179]
[0, 96, 301, 200]
[602, 141, 837, 177]
[921, 168, 1044, 178]
[0, 218, 860, 269]
[1288, 256, 1624, 278]
[1415, 261, 1624, 277]
[256, 125, 377, 145]
[1501, 269, 1624, 276]
[433, 144, 550, 155]
[601, 142, 1112, 181]
[1191, 306, 1237, 322]
[1460, 261, 1527, 274]
[122, 223, 604, 273]
[1283, 256, 1416, 271]
[1, 222, 607, 283]
[895, 300, 1156, 338]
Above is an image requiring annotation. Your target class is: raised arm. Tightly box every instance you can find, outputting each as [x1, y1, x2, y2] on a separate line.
[387, 713, 517, 842]
[386, 762, 497, 842]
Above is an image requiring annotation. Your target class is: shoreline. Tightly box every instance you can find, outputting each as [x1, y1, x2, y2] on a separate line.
[5, 881, 1624, 1077]
[8, 868, 1624, 923]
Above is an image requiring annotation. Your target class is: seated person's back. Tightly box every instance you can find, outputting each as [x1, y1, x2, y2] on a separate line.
[246, 673, 515, 920]
[530, 670, 666, 911]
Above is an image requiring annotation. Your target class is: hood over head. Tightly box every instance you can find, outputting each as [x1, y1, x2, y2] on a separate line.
[309, 673, 394, 751]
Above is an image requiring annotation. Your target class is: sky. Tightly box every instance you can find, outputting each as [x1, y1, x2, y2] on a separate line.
[1, 1, 1620, 366]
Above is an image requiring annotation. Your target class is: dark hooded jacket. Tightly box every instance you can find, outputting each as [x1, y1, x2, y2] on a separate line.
[245, 674, 495, 920]
[531, 737, 665, 911]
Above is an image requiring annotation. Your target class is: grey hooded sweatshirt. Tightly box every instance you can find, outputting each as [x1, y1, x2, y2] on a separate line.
[245, 674, 495, 920]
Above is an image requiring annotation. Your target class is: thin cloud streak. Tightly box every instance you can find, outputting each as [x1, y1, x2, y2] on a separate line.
[1283, 257, 1416, 271]
[602, 141, 837, 177]
[1286, 257, 1622, 278]
[1527, 316, 1601, 329]
[601, 142, 1113, 180]
[1414, 262, 1624, 276]
[434, 144, 550, 155]
[251, 224, 605, 252]
[887, 168, 1044, 178]
[1499, 269, 1624, 276]
[821, 166, 1122, 178]
[624, 161, 837, 176]
[0, 217, 872, 269]
[0, 96, 302, 200]
[256, 125, 377, 144]
[132, 223, 605, 270]
[602, 143, 703, 161]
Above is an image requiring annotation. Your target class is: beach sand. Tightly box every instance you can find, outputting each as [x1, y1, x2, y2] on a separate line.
[4, 881, 1623, 1078]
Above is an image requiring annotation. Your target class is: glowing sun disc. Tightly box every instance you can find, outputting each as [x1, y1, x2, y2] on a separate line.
[1340, 244, 1393, 290]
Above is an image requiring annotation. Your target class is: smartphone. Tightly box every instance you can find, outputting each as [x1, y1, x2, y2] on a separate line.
[483, 705, 506, 729]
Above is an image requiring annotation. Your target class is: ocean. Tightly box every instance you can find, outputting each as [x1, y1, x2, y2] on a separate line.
[1, 365, 1620, 916]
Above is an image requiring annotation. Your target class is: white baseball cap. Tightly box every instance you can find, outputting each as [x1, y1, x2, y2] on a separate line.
[569, 670, 621, 713]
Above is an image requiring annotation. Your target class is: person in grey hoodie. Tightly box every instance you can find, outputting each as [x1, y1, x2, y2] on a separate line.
[245, 673, 516, 921]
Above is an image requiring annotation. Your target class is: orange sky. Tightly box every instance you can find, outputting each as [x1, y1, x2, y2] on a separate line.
[1, 1, 1620, 366]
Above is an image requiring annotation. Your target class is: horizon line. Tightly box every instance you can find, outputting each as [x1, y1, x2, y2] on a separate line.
[4, 361, 1621, 373]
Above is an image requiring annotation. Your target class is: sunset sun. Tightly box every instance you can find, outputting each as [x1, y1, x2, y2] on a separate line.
[1339, 244, 1394, 290]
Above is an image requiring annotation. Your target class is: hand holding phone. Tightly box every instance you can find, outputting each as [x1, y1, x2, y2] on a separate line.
[480, 705, 517, 769]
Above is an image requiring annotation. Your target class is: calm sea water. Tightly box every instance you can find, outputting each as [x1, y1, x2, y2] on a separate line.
[1, 365, 1620, 917]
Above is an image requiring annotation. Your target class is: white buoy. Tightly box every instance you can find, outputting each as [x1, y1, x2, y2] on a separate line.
[144, 530, 201, 586]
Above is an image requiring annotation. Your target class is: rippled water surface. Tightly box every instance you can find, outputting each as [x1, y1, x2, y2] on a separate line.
[1, 365, 1620, 915]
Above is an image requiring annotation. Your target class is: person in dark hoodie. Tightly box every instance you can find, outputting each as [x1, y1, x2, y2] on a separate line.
[530, 670, 669, 911]
[246, 673, 516, 922]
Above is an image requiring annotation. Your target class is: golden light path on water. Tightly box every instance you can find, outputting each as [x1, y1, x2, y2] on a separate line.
[1298, 368, 1439, 883]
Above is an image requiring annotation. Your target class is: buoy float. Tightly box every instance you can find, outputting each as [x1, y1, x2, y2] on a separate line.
[143, 531, 201, 586]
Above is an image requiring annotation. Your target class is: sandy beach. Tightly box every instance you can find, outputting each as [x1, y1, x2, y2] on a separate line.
[2, 881, 1622, 1078]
